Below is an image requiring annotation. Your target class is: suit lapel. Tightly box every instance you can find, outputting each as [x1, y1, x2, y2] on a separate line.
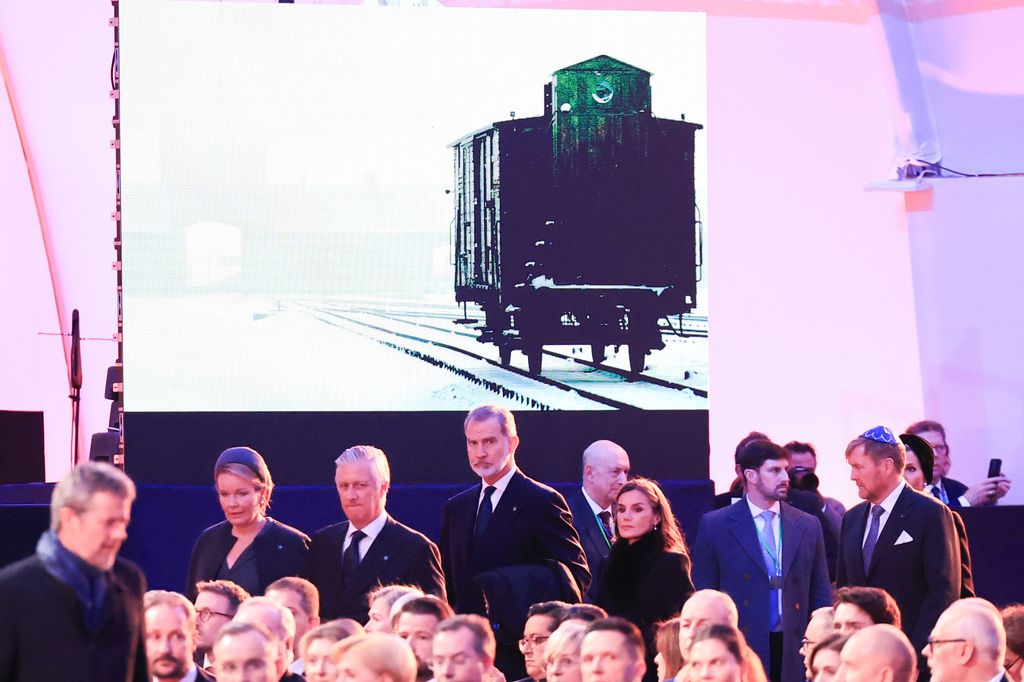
[345, 518, 398, 595]
[847, 502, 870, 584]
[480, 472, 523, 541]
[780, 505, 804, 577]
[726, 501, 770, 575]
[867, 487, 914, 577]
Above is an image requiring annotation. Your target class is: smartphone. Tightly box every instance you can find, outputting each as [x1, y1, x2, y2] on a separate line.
[987, 458, 1003, 478]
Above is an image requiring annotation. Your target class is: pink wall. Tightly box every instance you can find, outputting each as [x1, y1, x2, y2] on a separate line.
[1, 0, 1020, 505]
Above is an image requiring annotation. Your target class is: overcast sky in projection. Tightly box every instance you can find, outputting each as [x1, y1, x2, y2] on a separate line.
[119, 2, 707, 236]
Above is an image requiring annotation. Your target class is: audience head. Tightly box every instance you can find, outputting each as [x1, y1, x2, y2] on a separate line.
[808, 632, 846, 682]
[144, 590, 198, 681]
[905, 420, 949, 483]
[833, 587, 901, 635]
[679, 590, 740, 658]
[330, 632, 417, 682]
[654, 619, 684, 681]
[464, 405, 519, 484]
[736, 439, 790, 506]
[837, 624, 916, 682]
[556, 604, 609, 628]
[615, 478, 685, 553]
[686, 623, 767, 682]
[433, 614, 496, 682]
[394, 596, 456, 682]
[195, 580, 251, 653]
[213, 621, 279, 682]
[925, 599, 1005, 682]
[234, 596, 296, 676]
[366, 584, 424, 633]
[300, 620, 365, 682]
[844, 427, 906, 504]
[522, 601, 571, 682]
[783, 441, 818, 471]
[50, 461, 136, 570]
[898, 433, 935, 491]
[214, 446, 273, 527]
[545, 622, 588, 682]
[582, 440, 632, 509]
[581, 618, 646, 682]
[334, 445, 391, 529]
[1002, 604, 1024, 682]
[266, 576, 321, 658]
[801, 607, 835, 678]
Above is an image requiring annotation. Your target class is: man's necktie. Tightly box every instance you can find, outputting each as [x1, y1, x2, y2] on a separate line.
[474, 486, 496, 540]
[932, 485, 949, 505]
[760, 510, 781, 631]
[597, 510, 614, 545]
[342, 529, 366, 585]
[862, 505, 884, 574]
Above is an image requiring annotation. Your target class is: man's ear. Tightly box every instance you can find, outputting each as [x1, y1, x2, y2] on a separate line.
[508, 435, 521, 456]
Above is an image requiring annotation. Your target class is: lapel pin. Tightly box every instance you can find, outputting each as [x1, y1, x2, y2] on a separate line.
[513, 506, 519, 512]
[383, 555, 389, 561]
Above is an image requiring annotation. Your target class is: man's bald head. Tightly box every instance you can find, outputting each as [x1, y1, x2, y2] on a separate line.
[582, 440, 631, 509]
[678, 590, 739, 658]
[839, 625, 916, 682]
[925, 600, 1005, 682]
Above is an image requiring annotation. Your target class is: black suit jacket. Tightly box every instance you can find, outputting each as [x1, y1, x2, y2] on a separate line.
[303, 514, 446, 622]
[186, 517, 310, 600]
[439, 469, 590, 616]
[0, 554, 148, 682]
[941, 477, 969, 508]
[836, 485, 960, 652]
[565, 489, 611, 602]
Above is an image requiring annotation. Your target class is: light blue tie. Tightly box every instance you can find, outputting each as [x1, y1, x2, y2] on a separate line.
[862, 505, 884, 574]
[760, 510, 781, 631]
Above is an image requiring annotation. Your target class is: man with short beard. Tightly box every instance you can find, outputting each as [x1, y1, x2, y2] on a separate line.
[144, 590, 215, 682]
[394, 595, 456, 682]
[194, 579, 251, 669]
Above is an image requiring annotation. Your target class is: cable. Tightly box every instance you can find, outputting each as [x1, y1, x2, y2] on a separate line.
[936, 164, 1024, 178]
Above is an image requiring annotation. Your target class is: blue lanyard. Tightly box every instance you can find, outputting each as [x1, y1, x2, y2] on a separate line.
[754, 515, 782, 576]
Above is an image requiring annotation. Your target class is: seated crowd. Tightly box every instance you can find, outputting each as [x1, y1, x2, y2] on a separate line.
[0, 405, 1018, 682]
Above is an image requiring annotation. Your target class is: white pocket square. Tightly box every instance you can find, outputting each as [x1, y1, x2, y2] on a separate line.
[894, 530, 914, 545]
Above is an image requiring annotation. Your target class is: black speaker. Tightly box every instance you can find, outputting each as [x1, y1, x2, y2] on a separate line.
[0, 411, 45, 484]
[89, 431, 120, 464]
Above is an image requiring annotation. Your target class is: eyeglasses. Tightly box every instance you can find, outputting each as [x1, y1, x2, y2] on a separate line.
[518, 635, 550, 651]
[799, 638, 814, 652]
[925, 638, 967, 650]
[1006, 654, 1023, 672]
[197, 608, 233, 623]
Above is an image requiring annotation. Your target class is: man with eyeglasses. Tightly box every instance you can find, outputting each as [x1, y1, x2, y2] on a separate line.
[800, 607, 834, 681]
[516, 602, 566, 682]
[194, 579, 251, 670]
[924, 599, 1009, 682]
[432, 614, 498, 682]
[145, 590, 215, 681]
[1000, 605, 1024, 682]
[304, 445, 445, 622]
[836, 624, 917, 682]
[905, 420, 1012, 507]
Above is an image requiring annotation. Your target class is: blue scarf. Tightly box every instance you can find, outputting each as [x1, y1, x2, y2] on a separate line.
[36, 530, 109, 633]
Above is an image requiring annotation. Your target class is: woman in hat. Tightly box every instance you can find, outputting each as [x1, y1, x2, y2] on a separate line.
[186, 446, 309, 600]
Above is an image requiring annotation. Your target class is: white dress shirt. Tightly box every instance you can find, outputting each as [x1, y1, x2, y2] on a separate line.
[581, 486, 615, 535]
[863, 479, 907, 546]
[746, 497, 783, 618]
[478, 464, 518, 512]
[343, 508, 389, 561]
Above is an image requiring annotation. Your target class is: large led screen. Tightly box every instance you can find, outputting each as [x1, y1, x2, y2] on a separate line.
[119, 1, 707, 414]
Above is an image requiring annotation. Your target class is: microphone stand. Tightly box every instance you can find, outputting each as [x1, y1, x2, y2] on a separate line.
[69, 309, 83, 466]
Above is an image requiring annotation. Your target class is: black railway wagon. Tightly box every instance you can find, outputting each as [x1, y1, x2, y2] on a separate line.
[451, 55, 703, 375]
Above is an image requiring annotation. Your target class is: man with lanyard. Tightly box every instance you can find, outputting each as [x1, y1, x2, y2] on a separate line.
[566, 440, 631, 602]
[692, 438, 832, 682]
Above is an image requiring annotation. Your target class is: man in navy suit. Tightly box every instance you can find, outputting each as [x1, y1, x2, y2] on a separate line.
[304, 445, 446, 623]
[566, 440, 630, 602]
[836, 426, 961, 678]
[691, 439, 832, 682]
[440, 405, 590, 676]
[905, 419, 1011, 507]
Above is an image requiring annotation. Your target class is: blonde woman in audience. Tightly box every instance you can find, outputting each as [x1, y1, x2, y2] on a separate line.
[684, 624, 766, 682]
[365, 584, 424, 633]
[300, 620, 365, 682]
[544, 621, 588, 682]
[332, 633, 417, 682]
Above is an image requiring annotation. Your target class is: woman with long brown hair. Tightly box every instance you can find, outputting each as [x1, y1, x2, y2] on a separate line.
[596, 477, 695, 682]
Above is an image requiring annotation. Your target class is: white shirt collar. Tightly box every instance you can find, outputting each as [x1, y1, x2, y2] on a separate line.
[289, 658, 306, 675]
[745, 496, 782, 518]
[581, 486, 611, 516]
[482, 464, 517, 493]
[154, 664, 198, 682]
[875, 479, 907, 514]
[347, 508, 389, 541]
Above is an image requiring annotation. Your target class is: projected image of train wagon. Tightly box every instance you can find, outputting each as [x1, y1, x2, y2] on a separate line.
[451, 55, 703, 376]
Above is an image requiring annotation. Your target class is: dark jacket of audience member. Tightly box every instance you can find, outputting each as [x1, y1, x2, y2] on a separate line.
[186, 518, 309, 600]
[476, 561, 580, 650]
[0, 553, 148, 682]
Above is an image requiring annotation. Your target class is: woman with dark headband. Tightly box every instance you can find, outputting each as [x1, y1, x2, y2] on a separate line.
[186, 446, 309, 600]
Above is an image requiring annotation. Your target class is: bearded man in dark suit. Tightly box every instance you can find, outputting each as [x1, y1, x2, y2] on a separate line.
[304, 445, 445, 622]
[440, 405, 590, 676]
[836, 426, 961, 678]
[0, 462, 148, 682]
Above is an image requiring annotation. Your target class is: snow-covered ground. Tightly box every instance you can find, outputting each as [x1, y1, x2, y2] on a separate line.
[124, 295, 708, 412]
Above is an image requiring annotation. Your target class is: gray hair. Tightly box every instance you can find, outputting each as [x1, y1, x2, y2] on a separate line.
[214, 620, 277, 650]
[464, 405, 517, 438]
[544, 621, 587, 665]
[50, 462, 136, 532]
[236, 596, 296, 642]
[145, 590, 198, 631]
[335, 445, 391, 488]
